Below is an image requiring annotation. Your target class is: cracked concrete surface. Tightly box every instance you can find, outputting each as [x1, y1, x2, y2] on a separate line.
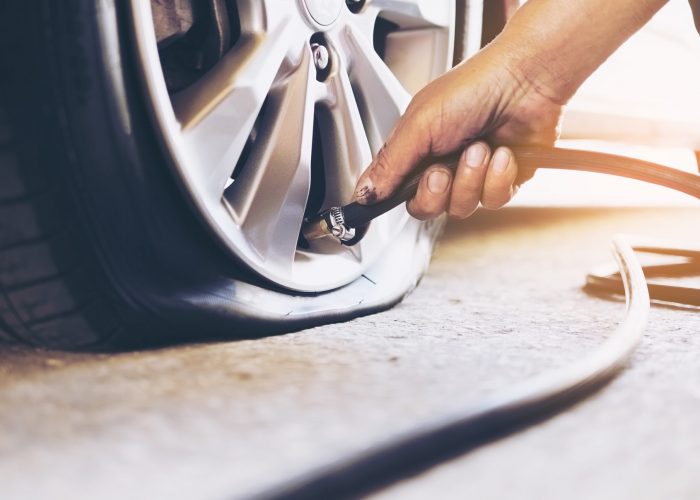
[0, 207, 698, 499]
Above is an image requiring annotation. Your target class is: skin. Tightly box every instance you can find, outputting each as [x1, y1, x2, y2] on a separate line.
[353, 0, 670, 220]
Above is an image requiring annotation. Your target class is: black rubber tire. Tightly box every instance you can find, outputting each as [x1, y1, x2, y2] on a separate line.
[0, 1, 245, 350]
[0, 3, 132, 349]
[0, 1, 467, 350]
[0, 102, 122, 348]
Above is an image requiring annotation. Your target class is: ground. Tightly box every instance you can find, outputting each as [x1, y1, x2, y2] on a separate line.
[0, 206, 698, 499]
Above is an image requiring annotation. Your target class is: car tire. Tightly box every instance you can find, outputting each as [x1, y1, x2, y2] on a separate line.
[0, 1, 482, 350]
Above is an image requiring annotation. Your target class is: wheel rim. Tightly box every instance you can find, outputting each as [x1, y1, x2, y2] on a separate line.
[129, 0, 457, 292]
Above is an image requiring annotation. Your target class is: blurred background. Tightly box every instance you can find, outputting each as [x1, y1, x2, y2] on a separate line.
[513, 0, 700, 207]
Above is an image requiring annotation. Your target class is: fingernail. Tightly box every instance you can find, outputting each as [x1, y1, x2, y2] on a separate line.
[492, 149, 511, 175]
[428, 170, 450, 194]
[466, 143, 487, 168]
[354, 178, 377, 204]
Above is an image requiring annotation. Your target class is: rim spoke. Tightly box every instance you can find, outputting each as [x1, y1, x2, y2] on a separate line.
[176, 18, 305, 197]
[320, 65, 373, 207]
[225, 49, 316, 268]
[341, 25, 411, 154]
[368, 0, 453, 28]
[131, 0, 458, 289]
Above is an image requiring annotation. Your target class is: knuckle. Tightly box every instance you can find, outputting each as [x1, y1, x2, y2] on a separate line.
[481, 201, 501, 210]
[481, 192, 510, 210]
[453, 175, 484, 201]
[407, 202, 429, 220]
[408, 88, 430, 113]
[447, 209, 470, 220]
[408, 197, 444, 220]
[405, 98, 422, 118]
[373, 144, 394, 177]
[448, 198, 478, 219]
[462, 178, 484, 195]
[406, 94, 437, 133]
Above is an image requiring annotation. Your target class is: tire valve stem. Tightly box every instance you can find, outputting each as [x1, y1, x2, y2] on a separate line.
[302, 207, 356, 245]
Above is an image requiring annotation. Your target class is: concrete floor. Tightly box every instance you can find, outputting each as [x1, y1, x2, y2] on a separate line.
[0, 207, 698, 499]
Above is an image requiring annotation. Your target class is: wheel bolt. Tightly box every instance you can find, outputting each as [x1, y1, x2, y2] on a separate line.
[311, 43, 330, 72]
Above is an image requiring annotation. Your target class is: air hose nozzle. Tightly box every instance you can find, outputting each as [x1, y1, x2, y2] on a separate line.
[301, 146, 700, 247]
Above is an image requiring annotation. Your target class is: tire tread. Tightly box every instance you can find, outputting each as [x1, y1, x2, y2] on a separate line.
[0, 99, 123, 349]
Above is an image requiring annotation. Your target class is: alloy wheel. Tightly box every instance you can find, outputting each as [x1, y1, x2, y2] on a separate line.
[130, 0, 458, 291]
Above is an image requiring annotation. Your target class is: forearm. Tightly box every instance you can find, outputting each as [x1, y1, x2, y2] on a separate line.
[492, 0, 668, 103]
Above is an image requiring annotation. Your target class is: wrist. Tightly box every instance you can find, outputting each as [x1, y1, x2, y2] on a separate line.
[474, 35, 569, 124]
[491, 0, 669, 105]
[491, 25, 574, 106]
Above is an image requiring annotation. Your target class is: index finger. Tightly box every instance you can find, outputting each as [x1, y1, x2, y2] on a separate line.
[353, 105, 431, 205]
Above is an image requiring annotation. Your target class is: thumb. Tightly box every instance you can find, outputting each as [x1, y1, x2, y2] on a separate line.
[353, 107, 431, 205]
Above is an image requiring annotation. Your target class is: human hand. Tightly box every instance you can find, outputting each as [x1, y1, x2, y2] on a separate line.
[353, 0, 670, 220]
[352, 43, 564, 220]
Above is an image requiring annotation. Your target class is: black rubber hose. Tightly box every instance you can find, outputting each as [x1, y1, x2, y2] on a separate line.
[342, 146, 700, 228]
[252, 238, 649, 500]
[257, 146, 699, 499]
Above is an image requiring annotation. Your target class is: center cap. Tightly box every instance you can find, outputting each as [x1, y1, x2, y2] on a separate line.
[302, 0, 344, 26]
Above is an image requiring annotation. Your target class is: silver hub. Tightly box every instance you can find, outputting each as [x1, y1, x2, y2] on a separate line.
[129, 0, 460, 292]
[302, 0, 344, 27]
